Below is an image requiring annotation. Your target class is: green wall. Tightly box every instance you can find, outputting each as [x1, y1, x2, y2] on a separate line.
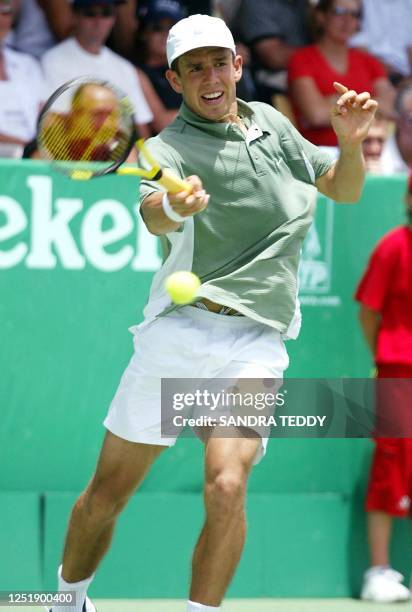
[0, 161, 409, 597]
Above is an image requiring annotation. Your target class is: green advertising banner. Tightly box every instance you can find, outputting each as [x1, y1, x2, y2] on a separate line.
[0, 161, 407, 492]
[0, 161, 158, 491]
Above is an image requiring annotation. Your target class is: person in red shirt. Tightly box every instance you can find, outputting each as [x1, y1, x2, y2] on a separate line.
[288, 0, 395, 147]
[355, 174, 412, 603]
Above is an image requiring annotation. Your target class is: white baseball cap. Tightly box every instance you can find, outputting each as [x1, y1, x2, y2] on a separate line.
[166, 14, 236, 68]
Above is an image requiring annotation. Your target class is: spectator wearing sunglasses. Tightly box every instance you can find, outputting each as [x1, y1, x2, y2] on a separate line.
[288, 0, 395, 147]
[350, 0, 412, 86]
[134, 0, 184, 133]
[41, 0, 152, 137]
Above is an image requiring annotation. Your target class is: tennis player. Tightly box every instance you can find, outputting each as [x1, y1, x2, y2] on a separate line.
[48, 14, 378, 612]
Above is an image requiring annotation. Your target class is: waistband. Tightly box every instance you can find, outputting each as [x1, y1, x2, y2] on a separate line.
[192, 300, 243, 316]
[174, 304, 271, 329]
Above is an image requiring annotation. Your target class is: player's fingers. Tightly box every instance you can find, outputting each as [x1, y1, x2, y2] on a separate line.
[337, 89, 357, 107]
[333, 81, 349, 94]
[362, 99, 379, 111]
[191, 198, 210, 214]
[184, 190, 204, 205]
[185, 174, 204, 192]
[168, 190, 192, 209]
[179, 195, 210, 217]
[354, 92, 371, 106]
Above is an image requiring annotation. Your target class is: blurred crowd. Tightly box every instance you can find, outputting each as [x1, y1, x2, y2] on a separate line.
[0, 0, 412, 172]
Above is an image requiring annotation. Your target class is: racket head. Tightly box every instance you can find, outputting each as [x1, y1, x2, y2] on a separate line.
[37, 77, 137, 178]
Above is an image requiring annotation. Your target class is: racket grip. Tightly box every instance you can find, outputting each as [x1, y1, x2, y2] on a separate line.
[159, 169, 192, 194]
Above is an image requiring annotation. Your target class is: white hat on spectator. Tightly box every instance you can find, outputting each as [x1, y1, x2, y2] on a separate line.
[166, 14, 236, 68]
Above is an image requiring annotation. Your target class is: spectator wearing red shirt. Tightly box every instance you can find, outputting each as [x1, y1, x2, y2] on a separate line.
[288, 0, 395, 147]
[355, 175, 412, 603]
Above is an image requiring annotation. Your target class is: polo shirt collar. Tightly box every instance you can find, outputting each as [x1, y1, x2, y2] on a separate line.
[179, 99, 271, 140]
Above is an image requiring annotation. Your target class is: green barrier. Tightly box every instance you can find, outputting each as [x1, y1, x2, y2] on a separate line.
[0, 493, 42, 590]
[43, 491, 359, 598]
[0, 161, 410, 596]
[45, 488, 412, 598]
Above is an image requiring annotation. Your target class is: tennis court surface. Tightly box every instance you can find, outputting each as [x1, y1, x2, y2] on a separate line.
[8, 599, 412, 611]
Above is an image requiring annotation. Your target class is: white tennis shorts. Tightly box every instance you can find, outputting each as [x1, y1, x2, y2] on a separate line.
[104, 306, 289, 464]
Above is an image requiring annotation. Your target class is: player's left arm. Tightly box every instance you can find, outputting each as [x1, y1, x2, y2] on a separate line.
[315, 82, 378, 203]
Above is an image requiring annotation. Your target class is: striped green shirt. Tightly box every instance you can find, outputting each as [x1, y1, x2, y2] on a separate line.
[139, 99, 333, 336]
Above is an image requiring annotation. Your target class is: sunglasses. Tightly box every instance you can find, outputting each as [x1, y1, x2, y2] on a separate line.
[331, 7, 362, 19]
[78, 5, 115, 18]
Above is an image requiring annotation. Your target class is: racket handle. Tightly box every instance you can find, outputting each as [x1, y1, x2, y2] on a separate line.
[158, 168, 192, 194]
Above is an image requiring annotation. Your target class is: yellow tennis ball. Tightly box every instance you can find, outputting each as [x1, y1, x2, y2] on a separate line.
[165, 271, 201, 305]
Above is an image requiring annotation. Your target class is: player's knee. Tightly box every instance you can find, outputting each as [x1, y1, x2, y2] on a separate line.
[83, 478, 132, 521]
[205, 471, 245, 514]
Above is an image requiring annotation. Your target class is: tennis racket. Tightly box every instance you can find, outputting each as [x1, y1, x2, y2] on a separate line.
[37, 77, 191, 193]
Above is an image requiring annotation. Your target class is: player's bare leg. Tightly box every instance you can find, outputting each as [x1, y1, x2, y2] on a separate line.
[189, 429, 261, 607]
[61, 431, 165, 582]
[367, 510, 393, 567]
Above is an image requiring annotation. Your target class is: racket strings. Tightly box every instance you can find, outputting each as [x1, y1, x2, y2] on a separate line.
[40, 111, 130, 162]
[38, 80, 135, 175]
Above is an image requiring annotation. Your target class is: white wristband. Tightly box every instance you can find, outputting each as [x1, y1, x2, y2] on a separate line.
[162, 192, 186, 223]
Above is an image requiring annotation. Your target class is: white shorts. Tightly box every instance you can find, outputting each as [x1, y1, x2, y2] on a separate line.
[104, 306, 289, 464]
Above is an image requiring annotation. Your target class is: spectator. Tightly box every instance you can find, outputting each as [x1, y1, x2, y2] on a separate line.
[42, 0, 153, 138]
[216, 0, 241, 23]
[109, 0, 137, 59]
[135, 0, 184, 133]
[362, 116, 390, 175]
[0, 0, 44, 157]
[381, 83, 412, 173]
[113, 0, 213, 61]
[288, 0, 395, 148]
[355, 174, 412, 603]
[7, 0, 73, 59]
[350, 0, 412, 86]
[227, 0, 311, 102]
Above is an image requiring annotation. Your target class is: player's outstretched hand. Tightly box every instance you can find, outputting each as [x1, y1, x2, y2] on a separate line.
[331, 81, 378, 147]
[168, 175, 210, 218]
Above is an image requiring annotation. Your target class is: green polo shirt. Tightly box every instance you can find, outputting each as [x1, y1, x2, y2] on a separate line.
[139, 99, 333, 336]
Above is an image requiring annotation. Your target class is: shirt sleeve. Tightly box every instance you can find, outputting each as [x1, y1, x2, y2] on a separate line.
[139, 136, 183, 204]
[355, 237, 395, 312]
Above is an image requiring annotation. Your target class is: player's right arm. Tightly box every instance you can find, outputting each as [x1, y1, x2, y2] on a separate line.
[140, 175, 210, 235]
